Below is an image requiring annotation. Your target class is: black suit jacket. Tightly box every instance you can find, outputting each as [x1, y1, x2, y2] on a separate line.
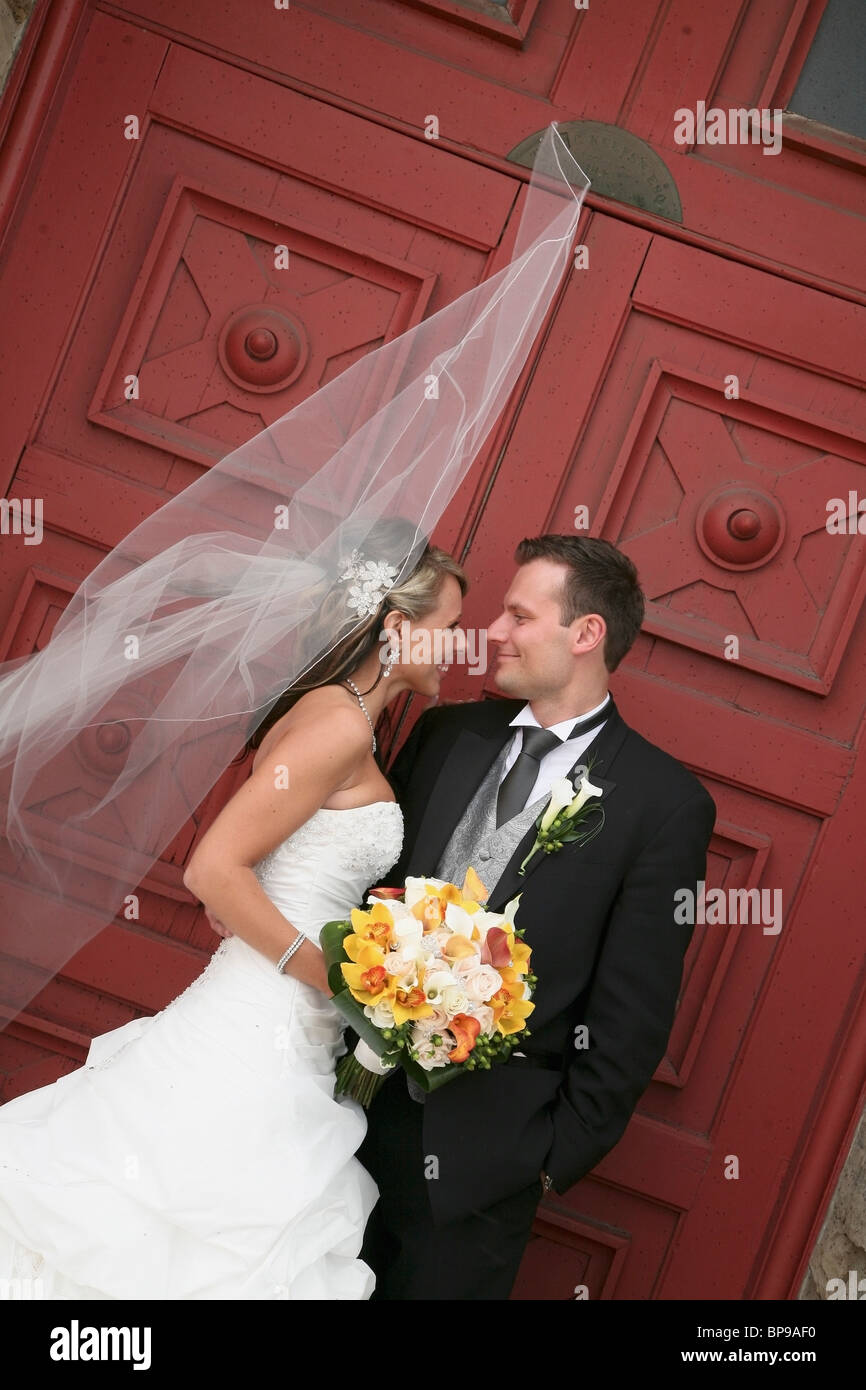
[376, 693, 716, 1224]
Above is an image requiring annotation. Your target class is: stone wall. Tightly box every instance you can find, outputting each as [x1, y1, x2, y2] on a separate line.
[799, 1106, 866, 1299]
[0, 0, 36, 96]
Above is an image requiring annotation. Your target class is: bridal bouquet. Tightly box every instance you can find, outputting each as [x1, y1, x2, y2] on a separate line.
[320, 867, 536, 1106]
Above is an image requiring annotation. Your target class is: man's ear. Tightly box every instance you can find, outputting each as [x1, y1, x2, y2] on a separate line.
[571, 613, 606, 657]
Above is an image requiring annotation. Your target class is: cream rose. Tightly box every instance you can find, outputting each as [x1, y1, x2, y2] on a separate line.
[468, 1003, 494, 1035]
[411, 1023, 458, 1073]
[364, 999, 396, 1027]
[438, 984, 470, 1016]
[452, 959, 502, 1002]
[384, 944, 421, 980]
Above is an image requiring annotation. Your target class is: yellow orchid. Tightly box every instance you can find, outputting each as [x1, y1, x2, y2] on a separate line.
[496, 964, 522, 991]
[411, 884, 455, 931]
[392, 985, 434, 1025]
[343, 932, 375, 963]
[408, 879, 488, 934]
[391, 964, 434, 1025]
[502, 929, 532, 976]
[410, 894, 441, 929]
[496, 994, 535, 1035]
[349, 901, 394, 949]
[489, 976, 535, 1035]
[341, 942, 395, 1006]
[440, 882, 465, 903]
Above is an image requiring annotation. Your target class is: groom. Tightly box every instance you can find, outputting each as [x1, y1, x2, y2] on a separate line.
[358, 534, 716, 1300]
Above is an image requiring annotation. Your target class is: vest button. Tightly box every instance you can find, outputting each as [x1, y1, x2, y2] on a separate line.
[478, 849, 490, 860]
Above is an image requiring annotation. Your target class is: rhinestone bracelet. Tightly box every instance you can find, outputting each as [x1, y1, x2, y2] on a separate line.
[276, 932, 307, 974]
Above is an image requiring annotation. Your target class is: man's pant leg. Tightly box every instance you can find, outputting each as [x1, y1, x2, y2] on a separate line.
[359, 1073, 541, 1300]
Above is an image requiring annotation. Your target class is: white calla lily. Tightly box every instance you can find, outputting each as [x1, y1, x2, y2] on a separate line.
[502, 894, 522, 925]
[423, 970, 457, 1004]
[393, 918, 423, 949]
[539, 777, 577, 833]
[564, 775, 604, 818]
[444, 902, 476, 937]
[478, 910, 505, 935]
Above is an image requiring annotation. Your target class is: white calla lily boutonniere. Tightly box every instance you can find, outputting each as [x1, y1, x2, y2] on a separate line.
[518, 770, 606, 876]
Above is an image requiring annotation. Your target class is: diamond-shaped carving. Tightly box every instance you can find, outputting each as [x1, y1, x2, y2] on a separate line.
[89, 179, 437, 472]
[595, 362, 866, 692]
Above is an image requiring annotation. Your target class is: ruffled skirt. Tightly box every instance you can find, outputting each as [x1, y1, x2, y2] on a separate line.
[0, 936, 378, 1299]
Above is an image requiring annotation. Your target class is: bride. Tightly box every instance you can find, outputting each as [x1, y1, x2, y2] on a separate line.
[0, 542, 466, 1300]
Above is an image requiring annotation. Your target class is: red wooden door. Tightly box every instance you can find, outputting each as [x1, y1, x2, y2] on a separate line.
[0, 17, 564, 1081]
[461, 212, 866, 1299]
[1, 0, 864, 1304]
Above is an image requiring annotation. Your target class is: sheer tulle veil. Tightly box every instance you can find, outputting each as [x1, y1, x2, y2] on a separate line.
[0, 124, 589, 1027]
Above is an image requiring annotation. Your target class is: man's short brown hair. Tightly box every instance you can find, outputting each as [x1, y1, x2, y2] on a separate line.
[514, 535, 644, 671]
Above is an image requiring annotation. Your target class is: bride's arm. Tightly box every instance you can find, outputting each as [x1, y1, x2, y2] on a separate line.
[182, 705, 371, 995]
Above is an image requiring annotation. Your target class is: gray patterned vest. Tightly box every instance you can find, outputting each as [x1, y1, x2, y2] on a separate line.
[434, 741, 553, 899]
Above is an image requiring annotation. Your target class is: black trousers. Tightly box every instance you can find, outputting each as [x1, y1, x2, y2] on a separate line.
[359, 1072, 542, 1300]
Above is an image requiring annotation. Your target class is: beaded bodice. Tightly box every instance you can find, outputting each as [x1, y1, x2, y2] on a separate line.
[252, 801, 404, 944]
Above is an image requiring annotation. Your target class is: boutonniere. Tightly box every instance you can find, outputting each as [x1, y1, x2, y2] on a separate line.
[518, 768, 605, 876]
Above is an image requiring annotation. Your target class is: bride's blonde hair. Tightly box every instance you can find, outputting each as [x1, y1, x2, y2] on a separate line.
[243, 527, 466, 759]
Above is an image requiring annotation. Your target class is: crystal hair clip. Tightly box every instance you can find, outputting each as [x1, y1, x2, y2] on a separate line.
[338, 548, 399, 618]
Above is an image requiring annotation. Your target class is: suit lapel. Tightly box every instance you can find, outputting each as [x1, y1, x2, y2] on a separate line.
[487, 700, 628, 912]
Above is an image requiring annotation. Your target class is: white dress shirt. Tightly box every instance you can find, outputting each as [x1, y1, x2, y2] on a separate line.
[498, 694, 611, 811]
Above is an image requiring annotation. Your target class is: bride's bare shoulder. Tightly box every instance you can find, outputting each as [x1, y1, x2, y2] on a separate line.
[254, 686, 369, 766]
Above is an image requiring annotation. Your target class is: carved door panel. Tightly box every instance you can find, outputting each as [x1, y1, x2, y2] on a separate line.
[460, 212, 866, 1299]
[0, 16, 547, 1092]
[1, 2, 863, 1307]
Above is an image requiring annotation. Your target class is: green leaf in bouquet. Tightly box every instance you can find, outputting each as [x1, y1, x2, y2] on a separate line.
[400, 1053, 468, 1093]
[319, 919, 400, 1066]
[320, 919, 355, 996]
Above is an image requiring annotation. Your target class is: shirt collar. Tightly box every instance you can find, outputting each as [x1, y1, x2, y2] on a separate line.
[509, 693, 611, 741]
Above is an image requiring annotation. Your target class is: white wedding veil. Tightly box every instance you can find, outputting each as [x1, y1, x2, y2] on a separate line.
[0, 124, 589, 1027]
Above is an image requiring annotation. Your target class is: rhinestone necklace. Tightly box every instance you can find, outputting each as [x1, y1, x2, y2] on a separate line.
[344, 677, 376, 754]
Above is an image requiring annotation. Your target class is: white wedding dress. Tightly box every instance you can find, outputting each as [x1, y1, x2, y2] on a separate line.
[0, 799, 403, 1300]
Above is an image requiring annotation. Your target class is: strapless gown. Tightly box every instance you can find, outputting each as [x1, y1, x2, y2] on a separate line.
[0, 800, 403, 1300]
